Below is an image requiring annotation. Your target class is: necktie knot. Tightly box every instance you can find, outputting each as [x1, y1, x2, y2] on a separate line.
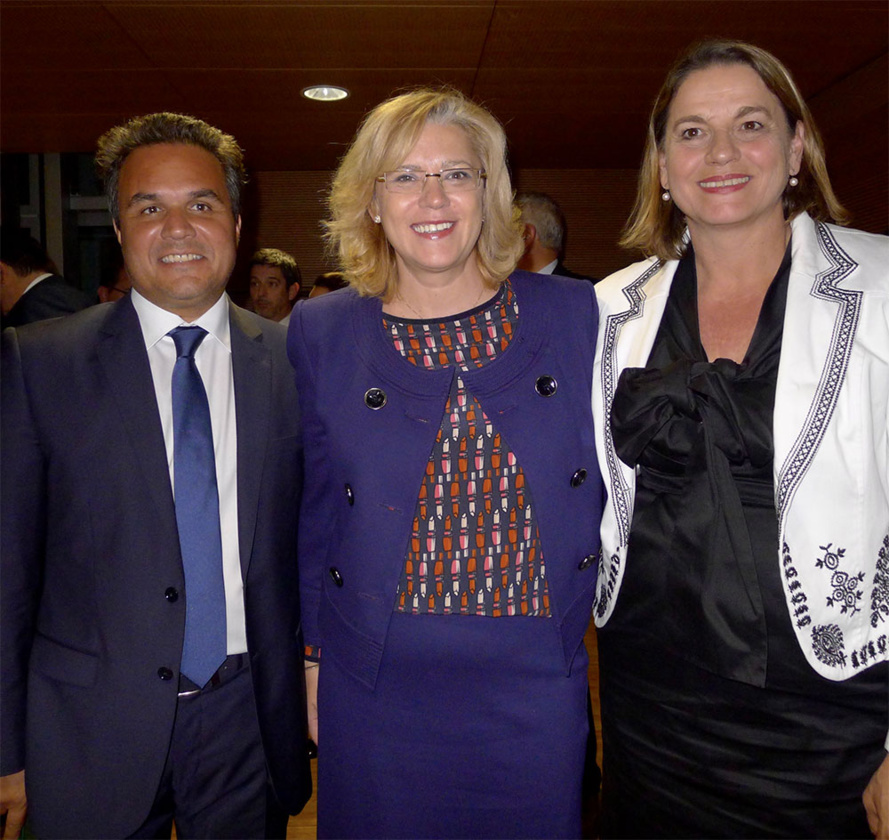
[170, 326, 208, 360]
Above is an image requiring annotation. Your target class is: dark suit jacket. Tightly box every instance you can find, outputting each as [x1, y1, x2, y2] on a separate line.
[1, 273, 93, 329]
[0, 296, 311, 838]
[553, 261, 598, 284]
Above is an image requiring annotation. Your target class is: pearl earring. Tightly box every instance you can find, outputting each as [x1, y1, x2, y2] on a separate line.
[372, 214, 381, 224]
[788, 176, 799, 187]
[661, 191, 671, 202]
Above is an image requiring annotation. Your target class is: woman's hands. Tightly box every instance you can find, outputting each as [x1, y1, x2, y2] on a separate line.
[864, 751, 889, 838]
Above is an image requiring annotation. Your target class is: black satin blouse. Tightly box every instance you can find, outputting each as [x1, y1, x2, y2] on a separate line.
[608, 244, 789, 687]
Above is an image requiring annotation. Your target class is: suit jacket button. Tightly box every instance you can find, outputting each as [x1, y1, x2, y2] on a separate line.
[578, 554, 595, 571]
[329, 567, 344, 587]
[535, 375, 557, 397]
[157, 667, 174, 681]
[364, 388, 387, 410]
[345, 484, 355, 506]
[164, 587, 179, 602]
[570, 468, 587, 487]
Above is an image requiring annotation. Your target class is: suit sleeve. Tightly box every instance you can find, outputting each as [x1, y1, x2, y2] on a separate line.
[287, 303, 334, 654]
[0, 328, 47, 775]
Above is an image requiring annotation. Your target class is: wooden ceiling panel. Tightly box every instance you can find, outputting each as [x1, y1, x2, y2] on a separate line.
[485, 1, 889, 96]
[0, 3, 146, 70]
[484, 1, 681, 68]
[105, 1, 495, 70]
[167, 68, 478, 116]
[1, 70, 187, 117]
[0, 0, 886, 176]
[476, 66, 660, 117]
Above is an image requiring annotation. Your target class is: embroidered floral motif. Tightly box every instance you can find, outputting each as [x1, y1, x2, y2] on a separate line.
[870, 535, 889, 628]
[816, 543, 864, 616]
[811, 623, 846, 667]
[851, 635, 888, 670]
[781, 542, 810, 628]
[816, 543, 845, 571]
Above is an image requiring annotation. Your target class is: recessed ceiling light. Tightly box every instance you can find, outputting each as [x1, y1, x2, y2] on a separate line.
[302, 85, 349, 102]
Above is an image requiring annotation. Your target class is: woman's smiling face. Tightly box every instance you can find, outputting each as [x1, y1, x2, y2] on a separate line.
[373, 121, 485, 287]
[658, 62, 804, 237]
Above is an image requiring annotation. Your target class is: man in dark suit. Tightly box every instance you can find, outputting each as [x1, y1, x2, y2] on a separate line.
[0, 227, 92, 329]
[0, 113, 310, 839]
[515, 191, 598, 282]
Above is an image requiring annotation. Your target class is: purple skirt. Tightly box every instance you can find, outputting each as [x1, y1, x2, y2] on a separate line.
[317, 612, 589, 839]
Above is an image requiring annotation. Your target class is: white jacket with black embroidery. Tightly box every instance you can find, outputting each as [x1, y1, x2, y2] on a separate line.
[592, 212, 889, 684]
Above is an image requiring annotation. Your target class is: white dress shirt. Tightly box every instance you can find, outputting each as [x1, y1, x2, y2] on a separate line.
[130, 288, 247, 655]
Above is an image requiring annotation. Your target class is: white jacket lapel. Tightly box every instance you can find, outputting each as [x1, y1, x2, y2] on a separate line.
[774, 213, 862, 528]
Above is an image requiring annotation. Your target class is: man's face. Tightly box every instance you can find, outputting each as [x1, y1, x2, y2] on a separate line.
[114, 143, 240, 322]
[249, 264, 296, 321]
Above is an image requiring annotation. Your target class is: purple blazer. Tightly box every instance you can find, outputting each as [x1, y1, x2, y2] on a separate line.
[288, 271, 603, 688]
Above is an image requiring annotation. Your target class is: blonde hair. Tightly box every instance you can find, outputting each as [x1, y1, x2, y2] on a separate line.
[325, 87, 524, 298]
[621, 39, 849, 261]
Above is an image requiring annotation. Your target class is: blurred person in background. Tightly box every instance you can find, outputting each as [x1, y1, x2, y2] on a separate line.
[1, 226, 92, 328]
[516, 191, 596, 282]
[308, 271, 346, 298]
[249, 247, 301, 325]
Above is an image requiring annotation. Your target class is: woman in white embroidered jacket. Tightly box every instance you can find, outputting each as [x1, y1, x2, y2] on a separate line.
[592, 39, 889, 838]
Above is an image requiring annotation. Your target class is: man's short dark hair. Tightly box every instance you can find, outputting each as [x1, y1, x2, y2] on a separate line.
[0, 227, 54, 276]
[95, 112, 246, 224]
[249, 248, 302, 289]
[313, 271, 347, 293]
[515, 191, 566, 253]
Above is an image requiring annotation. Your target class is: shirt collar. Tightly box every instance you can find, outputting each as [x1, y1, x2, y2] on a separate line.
[22, 272, 53, 295]
[130, 288, 231, 353]
[538, 259, 559, 276]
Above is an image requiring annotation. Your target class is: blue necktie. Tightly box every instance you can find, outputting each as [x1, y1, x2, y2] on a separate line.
[170, 326, 226, 687]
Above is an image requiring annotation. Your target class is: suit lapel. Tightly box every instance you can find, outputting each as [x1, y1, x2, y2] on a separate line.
[97, 297, 177, 525]
[774, 214, 861, 525]
[230, 305, 271, 578]
[599, 259, 676, 547]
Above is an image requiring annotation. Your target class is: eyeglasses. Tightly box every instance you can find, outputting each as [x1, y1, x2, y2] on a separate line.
[376, 168, 487, 194]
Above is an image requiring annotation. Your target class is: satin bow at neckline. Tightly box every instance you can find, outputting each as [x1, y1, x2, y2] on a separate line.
[609, 244, 790, 686]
